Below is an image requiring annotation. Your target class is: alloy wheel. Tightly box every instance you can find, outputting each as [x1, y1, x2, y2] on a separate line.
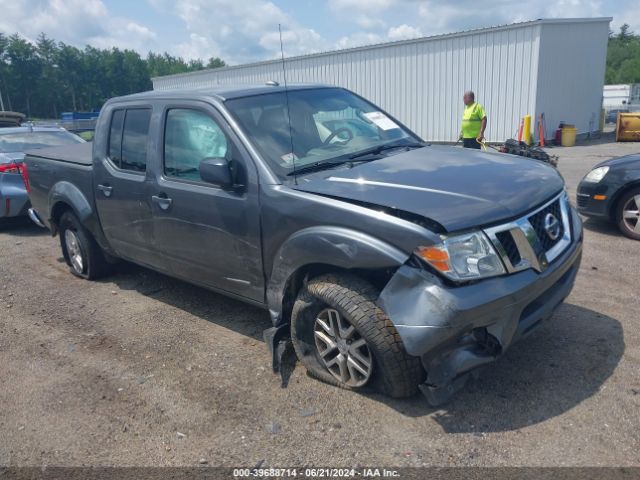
[622, 194, 640, 234]
[313, 308, 373, 387]
[64, 229, 84, 274]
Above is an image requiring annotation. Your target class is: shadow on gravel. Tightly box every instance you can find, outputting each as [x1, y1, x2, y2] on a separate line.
[104, 262, 270, 342]
[378, 303, 624, 433]
[582, 217, 625, 239]
[0, 216, 48, 237]
[101, 262, 624, 432]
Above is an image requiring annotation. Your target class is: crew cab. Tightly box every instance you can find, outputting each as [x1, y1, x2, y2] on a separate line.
[25, 85, 583, 405]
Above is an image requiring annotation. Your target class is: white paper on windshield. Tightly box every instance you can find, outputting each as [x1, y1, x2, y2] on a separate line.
[363, 111, 399, 131]
[280, 152, 298, 165]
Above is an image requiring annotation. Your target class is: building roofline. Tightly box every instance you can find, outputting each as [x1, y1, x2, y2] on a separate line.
[152, 17, 612, 83]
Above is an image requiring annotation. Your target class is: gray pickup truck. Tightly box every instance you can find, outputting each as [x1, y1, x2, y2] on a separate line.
[25, 84, 583, 405]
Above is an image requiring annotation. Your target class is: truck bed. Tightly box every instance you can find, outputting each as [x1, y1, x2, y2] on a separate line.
[25, 142, 94, 230]
[25, 142, 92, 165]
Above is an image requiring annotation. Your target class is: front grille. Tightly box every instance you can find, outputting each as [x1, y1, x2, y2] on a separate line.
[484, 193, 572, 274]
[495, 230, 521, 265]
[528, 199, 564, 251]
[577, 194, 589, 207]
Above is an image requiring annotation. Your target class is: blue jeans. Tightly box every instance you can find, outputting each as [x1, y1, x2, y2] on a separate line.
[463, 138, 481, 149]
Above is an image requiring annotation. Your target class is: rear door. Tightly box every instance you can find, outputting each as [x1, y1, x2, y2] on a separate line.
[150, 101, 264, 301]
[93, 106, 159, 268]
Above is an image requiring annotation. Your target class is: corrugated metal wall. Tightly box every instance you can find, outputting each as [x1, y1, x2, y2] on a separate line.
[153, 18, 610, 142]
[535, 20, 610, 137]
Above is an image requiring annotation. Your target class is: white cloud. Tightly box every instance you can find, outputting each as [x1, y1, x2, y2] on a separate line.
[150, 0, 327, 63]
[415, 0, 610, 35]
[2, 0, 635, 66]
[354, 15, 387, 30]
[335, 32, 384, 49]
[333, 24, 422, 50]
[387, 24, 423, 40]
[0, 0, 158, 52]
[328, 0, 396, 11]
[328, 0, 396, 30]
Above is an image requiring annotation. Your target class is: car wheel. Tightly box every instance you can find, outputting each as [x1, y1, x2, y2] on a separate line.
[616, 188, 640, 241]
[291, 273, 423, 398]
[59, 211, 110, 279]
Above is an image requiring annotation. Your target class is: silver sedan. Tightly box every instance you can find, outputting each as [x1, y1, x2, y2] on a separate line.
[0, 126, 84, 225]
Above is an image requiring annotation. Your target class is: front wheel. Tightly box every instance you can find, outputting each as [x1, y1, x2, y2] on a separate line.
[59, 211, 110, 279]
[291, 273, 423, 398]
[615, 188, 640, 240]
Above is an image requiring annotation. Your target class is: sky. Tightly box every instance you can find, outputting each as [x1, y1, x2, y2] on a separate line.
[0, 0, 638, 65]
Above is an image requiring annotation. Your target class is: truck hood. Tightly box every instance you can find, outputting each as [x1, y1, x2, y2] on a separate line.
[293, 145, 564, 232]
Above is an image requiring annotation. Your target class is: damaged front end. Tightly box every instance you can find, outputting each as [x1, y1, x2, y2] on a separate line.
[377, 197, 584, 406]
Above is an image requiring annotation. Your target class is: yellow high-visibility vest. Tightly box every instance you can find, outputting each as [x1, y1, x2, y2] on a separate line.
[461, 102, 486, 138]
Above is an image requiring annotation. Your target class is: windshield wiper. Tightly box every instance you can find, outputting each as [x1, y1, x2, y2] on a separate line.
[286, 160, 347, 176]
[286, 141, 426, 177]
[348, 141, 425, 160]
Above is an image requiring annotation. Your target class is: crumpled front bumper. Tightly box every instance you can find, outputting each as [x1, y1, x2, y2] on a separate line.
[377, 205, 583, 405]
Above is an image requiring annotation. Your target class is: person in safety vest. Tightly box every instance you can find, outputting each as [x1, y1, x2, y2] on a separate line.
[458, 90, 487, 149]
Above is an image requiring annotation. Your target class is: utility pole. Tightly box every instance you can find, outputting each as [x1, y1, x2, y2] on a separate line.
[0, 89, 4, 111]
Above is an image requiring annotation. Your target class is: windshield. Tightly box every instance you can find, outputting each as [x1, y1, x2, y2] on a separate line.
[225, 88, 419, 178]
[0, 130, 85, 153]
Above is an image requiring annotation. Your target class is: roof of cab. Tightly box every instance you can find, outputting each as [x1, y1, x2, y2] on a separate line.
[107, 83, 336, 103]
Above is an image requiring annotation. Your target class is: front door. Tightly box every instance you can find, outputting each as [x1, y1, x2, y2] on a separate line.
[93, 106, 158, 268]
[151, 103, 263, 302]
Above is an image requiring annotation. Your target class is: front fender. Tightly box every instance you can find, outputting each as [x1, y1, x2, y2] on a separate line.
[266, 226, 409, 325]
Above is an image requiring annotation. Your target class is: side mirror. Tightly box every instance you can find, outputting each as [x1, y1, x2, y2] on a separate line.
[199, 157, 232, 188]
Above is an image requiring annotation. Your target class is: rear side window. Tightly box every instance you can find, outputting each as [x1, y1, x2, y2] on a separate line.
[108, 108, 151, 172]
[108, 110, 124, 164]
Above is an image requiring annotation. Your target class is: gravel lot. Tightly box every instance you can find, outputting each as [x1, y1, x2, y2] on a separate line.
[1, 133, 639, 468]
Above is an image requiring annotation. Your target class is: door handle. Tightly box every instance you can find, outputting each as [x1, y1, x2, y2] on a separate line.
[152, 194, 172, 210]
[97, 184, 113, 197]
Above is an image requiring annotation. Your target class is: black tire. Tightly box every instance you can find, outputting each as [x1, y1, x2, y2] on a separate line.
[615, 188, 640, 241]
[59, 211, 111, 279]
[290, 273, 424, 398]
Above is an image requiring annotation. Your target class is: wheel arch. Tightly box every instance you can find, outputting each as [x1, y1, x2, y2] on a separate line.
[48, 181, 93, 233]
[47, 181, 113, 256]
[266, 226, 409, 327]
[609, 180, 640, 220]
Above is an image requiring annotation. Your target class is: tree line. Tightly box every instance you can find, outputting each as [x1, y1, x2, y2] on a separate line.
[0, 32, 226, 118]
[606, 24, 640, 84]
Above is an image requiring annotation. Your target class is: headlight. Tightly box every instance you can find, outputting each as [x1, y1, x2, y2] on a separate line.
[583, 166, 609, 183]
[416, 231, 506, 282]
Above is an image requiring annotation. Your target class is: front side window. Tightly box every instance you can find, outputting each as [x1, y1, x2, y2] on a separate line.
[225, 87, 417, 179]
[107, 108, 150, 172]
[164, 108, 228, 182]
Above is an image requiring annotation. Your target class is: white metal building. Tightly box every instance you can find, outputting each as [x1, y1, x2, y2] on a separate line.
[603, 84, 640, 111]
[153, 18, 611, 143]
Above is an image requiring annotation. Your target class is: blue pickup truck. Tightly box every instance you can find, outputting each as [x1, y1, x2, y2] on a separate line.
[24, 84, 583, 404]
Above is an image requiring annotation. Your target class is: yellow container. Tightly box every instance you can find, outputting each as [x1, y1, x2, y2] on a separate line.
[561, 125, 577, 147]
[523, 115, 532, 145]
[616, 112, 640, 142]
